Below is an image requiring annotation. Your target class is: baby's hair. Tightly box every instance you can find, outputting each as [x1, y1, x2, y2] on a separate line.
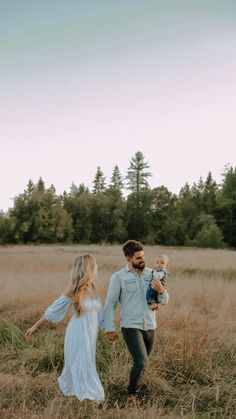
[156, 254, 169, 264]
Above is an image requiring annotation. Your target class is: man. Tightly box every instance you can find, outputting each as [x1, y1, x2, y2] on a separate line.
[103, 240, 169, 403]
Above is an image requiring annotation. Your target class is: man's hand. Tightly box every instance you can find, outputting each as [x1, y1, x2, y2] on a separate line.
[105, 332, 118, 342]
[151, 278, 164, 293]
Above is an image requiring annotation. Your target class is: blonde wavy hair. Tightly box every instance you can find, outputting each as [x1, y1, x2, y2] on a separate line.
[71, 254, 98, 316]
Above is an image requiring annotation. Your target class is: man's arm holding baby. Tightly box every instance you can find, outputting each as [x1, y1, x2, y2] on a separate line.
[151, 278, 169, 305]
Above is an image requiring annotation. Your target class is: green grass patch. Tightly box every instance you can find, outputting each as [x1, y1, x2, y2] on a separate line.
[1, 318, 236, 417]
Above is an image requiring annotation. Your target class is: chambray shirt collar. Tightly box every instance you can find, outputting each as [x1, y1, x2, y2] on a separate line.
[124, 264, 130, 272]
[124, 264, 150, 276]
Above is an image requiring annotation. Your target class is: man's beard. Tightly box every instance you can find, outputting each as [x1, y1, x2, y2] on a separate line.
[132, 261, 145, 270]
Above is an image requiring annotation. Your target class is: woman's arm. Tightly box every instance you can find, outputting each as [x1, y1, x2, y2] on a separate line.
[25, 316, 48, 341]
[26, 293, 72, 341]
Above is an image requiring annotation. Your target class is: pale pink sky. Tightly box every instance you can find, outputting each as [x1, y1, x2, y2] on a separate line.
[1, 2, 236, 211]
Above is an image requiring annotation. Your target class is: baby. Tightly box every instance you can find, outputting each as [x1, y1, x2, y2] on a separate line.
[146, 254, 169, 310]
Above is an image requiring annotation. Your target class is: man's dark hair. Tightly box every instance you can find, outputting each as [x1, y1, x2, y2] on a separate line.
[122, 240, 144, 257]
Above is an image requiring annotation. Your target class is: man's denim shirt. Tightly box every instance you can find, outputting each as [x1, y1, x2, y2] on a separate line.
[104, 265, 169, 333]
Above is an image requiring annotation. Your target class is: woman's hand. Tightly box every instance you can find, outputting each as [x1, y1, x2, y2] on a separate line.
[25, 324, 38, 341]
[26, 317, 48, 341]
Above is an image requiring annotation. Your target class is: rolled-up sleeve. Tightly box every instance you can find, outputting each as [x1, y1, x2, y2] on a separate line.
[104, 274, 121, 333]
[44, 294, 71, 323]
[157, 290, 169, 305]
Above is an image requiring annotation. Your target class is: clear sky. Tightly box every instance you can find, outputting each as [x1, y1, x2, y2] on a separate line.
[1, 0, 236, 211]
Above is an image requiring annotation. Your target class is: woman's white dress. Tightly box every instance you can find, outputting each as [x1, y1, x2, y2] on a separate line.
[44, 294, 105, 401]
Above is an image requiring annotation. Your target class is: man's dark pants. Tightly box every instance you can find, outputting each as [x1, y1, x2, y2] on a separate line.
[121, 327, 156, 395]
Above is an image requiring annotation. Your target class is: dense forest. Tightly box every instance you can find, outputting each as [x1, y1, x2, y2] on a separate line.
[0, 152, 236, 248]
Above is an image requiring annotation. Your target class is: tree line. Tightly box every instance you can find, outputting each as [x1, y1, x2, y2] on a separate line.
[0, 151, 236, 248]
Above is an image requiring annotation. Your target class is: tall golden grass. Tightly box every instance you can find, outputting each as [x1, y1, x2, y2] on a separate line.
[0, 245, 236, 418]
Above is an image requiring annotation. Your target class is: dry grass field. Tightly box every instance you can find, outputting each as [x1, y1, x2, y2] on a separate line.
[1, 245, 236, 418]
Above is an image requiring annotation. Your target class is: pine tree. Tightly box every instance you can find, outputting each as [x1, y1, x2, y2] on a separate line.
[92, 167, 106, 194]
[109, 165, 124, 191]
[69, 182, 89, 198]
[202, 172, 218, 213]
[37, 177, 45, 192]
[126, 151, 152, 193]
[26, 179, 35, 197]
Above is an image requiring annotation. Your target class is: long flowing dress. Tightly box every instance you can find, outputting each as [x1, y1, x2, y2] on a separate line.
[44, 294, 105, 401]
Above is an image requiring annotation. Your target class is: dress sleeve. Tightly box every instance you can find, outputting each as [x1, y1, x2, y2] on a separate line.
[44, 294, 71, 323]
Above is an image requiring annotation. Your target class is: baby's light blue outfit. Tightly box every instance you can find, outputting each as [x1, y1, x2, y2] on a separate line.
[44, 294, 105, 401]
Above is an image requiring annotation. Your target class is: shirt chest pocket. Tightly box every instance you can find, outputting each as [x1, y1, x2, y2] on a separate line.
[144, 278, 152, 291]
[122, 280, 139, 293]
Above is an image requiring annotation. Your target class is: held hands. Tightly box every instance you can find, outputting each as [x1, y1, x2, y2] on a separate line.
[105, 331, 118, 342]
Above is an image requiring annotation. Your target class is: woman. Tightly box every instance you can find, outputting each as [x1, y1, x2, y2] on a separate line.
[26, 254, 105, 402]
